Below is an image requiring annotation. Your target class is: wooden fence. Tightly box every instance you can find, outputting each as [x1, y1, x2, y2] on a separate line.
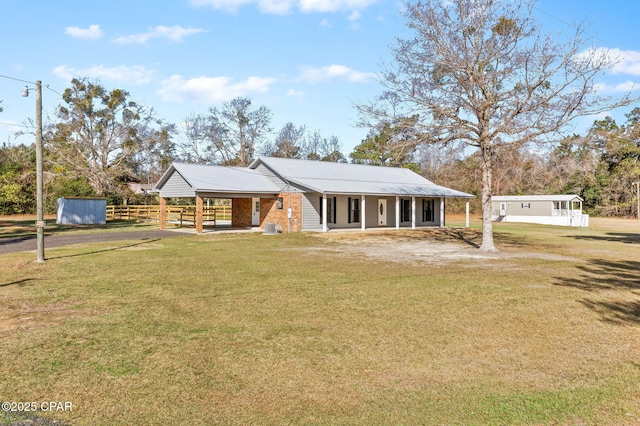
[106, 205, 231, 228]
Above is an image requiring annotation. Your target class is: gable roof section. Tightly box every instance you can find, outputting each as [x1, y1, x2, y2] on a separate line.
[155, 163, 281, 197]
[492, 195, 583, 202]
[250, 157, 474, 198]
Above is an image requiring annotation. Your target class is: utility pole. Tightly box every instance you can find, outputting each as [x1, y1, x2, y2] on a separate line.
[633, 181, 640, 222]
[35, 80, 45, 262]
[23, 81, 45, 261]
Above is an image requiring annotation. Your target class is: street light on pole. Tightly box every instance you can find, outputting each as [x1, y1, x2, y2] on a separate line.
[22, 80, 45, 262]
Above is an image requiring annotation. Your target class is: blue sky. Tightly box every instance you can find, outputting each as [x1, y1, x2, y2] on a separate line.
[1, 0, 639, 155]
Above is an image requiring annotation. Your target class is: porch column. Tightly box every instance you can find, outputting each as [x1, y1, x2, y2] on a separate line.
[440, 197, 445, 228]
[411, 196, 416, 229]
[465, 201, 470, 228]
[195, 195, 203, 234]
[159, 197, 167, 230]
[395, 196, 400, 229]
[322, 195, 328, 232]
[361, 195, 366, 230]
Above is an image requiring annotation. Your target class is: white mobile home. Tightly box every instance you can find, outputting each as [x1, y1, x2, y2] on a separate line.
[491, 195, 589, 227]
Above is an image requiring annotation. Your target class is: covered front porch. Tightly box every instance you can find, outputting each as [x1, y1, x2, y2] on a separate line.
[314, 194, 471, 232]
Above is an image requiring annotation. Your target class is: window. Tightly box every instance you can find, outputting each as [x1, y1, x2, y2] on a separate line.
[400, 199, 411, 222]
[277, 197, 283, 210]
[423, 199, 434, 222]
[319, 196, 337, 224]
[348, 197, 360, 223]
[521, 202, 531, 208]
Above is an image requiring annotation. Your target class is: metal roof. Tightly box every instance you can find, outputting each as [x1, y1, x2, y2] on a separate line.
[492, 195, 583, 202]
[251, 157, 475, 198]
[155, 158, 475, 199]
[155, 163, 281, 194]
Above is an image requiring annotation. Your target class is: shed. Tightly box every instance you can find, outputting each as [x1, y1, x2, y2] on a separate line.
[56, 197, 107, 225]
[491, 195, 589, 227]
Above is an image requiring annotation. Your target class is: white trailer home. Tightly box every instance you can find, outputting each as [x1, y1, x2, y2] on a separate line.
[491, 195, 589, 227]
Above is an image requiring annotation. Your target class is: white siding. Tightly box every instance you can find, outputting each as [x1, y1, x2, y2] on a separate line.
[159, 170, 195, 198]
[302, 193, 322, 230]
[253, 164, 288, 190]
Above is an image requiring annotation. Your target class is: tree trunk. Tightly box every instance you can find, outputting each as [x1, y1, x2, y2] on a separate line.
[480, 144, 498, 252]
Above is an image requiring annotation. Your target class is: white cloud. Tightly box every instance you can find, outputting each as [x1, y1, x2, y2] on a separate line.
[348, 10, 360, 21]
[286, 88, 305, 96]
[190, 0, 254, 13]
[607, 48, 640, 76]
[594, 80, 639, 94]
[319, 18, 332, 28]
[157, 75, 277, 103]
[299, 0, 376, 13]
[191, 0, 376, 14]
[65, 24, 103, 40]
[114, 25, 205, 44]
[578, 47, 640, 76]
[52, 65, 156, 85]
[299, 64, 375, 83]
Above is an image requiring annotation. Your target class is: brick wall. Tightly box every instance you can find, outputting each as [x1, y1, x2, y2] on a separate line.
[232, 198, 252, 228]
[232, 194, 303, 231]
[262, 192, 302, 232]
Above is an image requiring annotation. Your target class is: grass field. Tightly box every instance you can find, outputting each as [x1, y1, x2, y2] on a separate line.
[1, 216, 639, 425]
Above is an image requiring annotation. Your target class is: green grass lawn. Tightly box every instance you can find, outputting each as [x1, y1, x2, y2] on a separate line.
[1, 218, 639, 425]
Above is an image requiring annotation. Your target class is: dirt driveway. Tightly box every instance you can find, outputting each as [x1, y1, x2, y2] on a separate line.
[308, 228, 577, 265]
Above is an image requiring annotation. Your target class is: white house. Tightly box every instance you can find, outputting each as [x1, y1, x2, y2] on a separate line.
[491, 195, 589, 227]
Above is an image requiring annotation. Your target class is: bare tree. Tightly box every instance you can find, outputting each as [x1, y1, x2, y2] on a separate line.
[303, 130, 346, 162]
[264, 122, 307, 158]
[357, 0, 636, 251]
[181, 97, 273, 166]
[47, 78, 175, 196]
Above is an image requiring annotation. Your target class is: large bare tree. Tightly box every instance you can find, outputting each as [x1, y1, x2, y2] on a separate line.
[48, 78, 175, 196]
[357, 0, 636, 251]
[180, 97, 273, 166]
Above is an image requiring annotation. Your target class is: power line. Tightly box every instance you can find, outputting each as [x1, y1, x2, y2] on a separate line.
[0, 74, 35, 85]
[0, 73, 63, 97]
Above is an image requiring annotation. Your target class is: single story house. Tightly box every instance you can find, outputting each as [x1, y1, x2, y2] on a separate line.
[491, 194, 589, 227]
[154, 157, 475, 233]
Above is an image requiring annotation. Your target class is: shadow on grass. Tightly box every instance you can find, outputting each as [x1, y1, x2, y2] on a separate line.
[554, 259, 640, 325]
[0, 278, 38, 288]
[553, 259, 640, 292]
[566, 232, 640, 245]
[580, 299, 640, 325]
[0, 219, 154, 239]
[443, 227, 480, 248]
[46, 239, 161, 260]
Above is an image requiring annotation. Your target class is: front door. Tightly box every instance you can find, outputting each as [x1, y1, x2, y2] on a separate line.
[378, 199, 387, 226]
[252, 198, 260, 226]
[499, 202, 506, 216]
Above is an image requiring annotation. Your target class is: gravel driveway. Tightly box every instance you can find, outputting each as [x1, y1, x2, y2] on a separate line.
[0, 230, 182, 255]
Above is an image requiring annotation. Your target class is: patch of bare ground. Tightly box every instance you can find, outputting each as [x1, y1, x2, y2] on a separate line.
[0, 302, 77, 336]
[308, 228, 577, 266]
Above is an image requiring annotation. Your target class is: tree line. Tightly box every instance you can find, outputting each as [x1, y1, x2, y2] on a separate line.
[1, 76, 637, 217]
[0, 77, 348, 214]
